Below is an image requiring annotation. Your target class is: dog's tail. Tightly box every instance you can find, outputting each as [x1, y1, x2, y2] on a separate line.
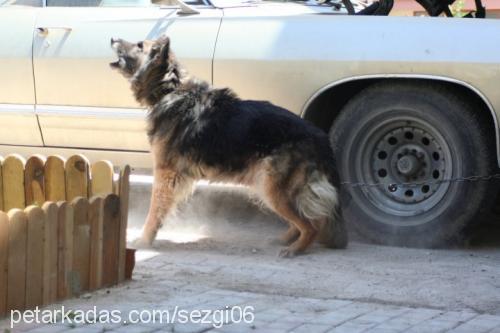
[296, 172, 348, 249]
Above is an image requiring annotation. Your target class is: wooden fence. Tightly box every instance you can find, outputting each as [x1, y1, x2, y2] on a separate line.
[0, 154, 130, 316]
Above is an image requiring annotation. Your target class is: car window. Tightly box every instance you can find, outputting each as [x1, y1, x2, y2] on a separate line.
[45, 0, 204, 6]
[1, 0, 42, 6]
[46, 0, 156, 6]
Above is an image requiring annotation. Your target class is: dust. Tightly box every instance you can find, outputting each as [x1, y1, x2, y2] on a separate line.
[127, 182, 287, 255]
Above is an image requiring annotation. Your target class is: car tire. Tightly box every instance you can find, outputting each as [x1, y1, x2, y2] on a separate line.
[329, 81, 497, 247]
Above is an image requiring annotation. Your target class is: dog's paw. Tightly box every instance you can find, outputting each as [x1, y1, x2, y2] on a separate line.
[131, 237, 153, 249]
[278, 248, 297, 258]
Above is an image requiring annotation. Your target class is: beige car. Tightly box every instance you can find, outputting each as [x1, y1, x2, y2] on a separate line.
[1, 0, 500, 246]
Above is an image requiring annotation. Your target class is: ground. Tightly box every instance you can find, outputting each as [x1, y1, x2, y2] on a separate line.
[1, 174, 500, 332]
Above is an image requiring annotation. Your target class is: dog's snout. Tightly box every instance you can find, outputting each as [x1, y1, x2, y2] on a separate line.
[111, 37, 117, 46]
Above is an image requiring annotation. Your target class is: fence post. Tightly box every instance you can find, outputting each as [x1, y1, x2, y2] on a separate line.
[25, 155, 46, 207]
[118, 165, 130, 282]
[66, 155, 89, 201]
[102, 194, 120, 287]
[3, 155, 26, 211]
[25, 206, 45, 309]
[72, 197, 90, 294]
[89, 197, 103, 290]
[45, 156, 66, 202]
[91, 161, 114, 197]
[0, 211, 8, 316]
[43, 202, 58, 305]
[0, 156, 4, 211]
[7, 209, 27, 311]
[57, 201, 73, 300]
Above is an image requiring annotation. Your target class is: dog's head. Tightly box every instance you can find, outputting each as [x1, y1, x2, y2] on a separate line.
[110, 35, 180, 106]
[109, 35, 171, 79]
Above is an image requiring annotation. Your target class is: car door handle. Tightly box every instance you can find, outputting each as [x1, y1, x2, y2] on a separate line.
[36, 27, 73, 36]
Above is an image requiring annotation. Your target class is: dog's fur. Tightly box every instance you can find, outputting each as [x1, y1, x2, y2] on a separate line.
[110, 36, 347, 257]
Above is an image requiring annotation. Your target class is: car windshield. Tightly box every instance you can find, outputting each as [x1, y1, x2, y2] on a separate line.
[1, 0, 202, 6]
[0, 0, 42, 6]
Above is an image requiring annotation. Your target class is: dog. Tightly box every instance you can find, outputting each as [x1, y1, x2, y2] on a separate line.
[110, 36, 348, 257]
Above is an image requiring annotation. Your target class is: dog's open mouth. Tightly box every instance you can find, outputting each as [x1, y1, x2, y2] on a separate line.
[109, 57, 124, 69]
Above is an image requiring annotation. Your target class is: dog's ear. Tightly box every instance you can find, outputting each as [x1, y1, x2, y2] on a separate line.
[150, 35, 171, 64]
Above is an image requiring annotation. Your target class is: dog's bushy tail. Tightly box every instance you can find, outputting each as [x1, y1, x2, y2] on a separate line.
[296, 172, 348, 249]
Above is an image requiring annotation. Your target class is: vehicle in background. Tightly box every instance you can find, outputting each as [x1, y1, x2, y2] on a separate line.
[1, 0, 499, 247]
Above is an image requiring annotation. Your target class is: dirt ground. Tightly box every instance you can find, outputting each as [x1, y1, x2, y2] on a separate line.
[127, 177, 500, 316]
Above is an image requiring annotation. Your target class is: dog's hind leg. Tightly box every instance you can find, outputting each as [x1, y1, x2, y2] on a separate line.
[141, 168, 193, 246]
[263, 181, 317, 257]
[277, 225, 300, 246]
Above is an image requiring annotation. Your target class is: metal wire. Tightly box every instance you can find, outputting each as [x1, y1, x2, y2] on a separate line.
[340, 173, 500, 189]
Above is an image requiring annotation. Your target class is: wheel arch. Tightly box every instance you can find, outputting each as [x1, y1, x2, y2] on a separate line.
[301, 75, 500, 166]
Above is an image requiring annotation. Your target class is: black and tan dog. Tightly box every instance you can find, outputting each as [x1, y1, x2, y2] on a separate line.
[110, 36, 347, 257]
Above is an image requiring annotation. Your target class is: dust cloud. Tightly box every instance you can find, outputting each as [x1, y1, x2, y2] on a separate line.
[127, 180, 286, 254]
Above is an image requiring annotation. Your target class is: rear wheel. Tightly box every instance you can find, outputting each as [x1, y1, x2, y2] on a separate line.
[330, 81, 496, 247]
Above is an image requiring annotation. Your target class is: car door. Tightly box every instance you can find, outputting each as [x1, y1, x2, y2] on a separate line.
[33, 0, 221, 151]
[0, 1, 44, 146]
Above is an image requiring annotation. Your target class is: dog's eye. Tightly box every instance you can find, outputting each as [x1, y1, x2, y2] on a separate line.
[137, 41, 143, 50]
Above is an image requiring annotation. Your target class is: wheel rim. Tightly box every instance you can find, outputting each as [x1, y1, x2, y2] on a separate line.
[348, 114, 454, 225]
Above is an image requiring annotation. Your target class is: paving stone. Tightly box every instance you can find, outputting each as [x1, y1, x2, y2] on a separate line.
[447, 315, 500, 333]
[352, 306, 409, 324]
[404, 319, 459, 333]
[24, 325, 69, 333]
[329, 320, 377, 333]
[314, 303, 376, 326]
[436, 311, 477, 323]
[209, 322, 258, 333]
[260, 320, 302, 331]
[362, 328, 402, 333]
[61, 326, 105, 333]
[290, 323, 331, 333]
[467, 314, 500, 328]
[106, 324, 158, 333]
[170, 322, 218, 333]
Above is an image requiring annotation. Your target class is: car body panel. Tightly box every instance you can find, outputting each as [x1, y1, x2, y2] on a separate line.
[214, 9, 500, 162]
[214, 9, 500, 115]
[0, 7, 43, 145]
[32, 5, 222, 150]
[1, 1, 500, 166]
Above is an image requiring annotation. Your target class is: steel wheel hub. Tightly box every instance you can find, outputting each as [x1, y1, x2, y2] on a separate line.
[372, 126, 447, 204]
[351, 115, 454, 219]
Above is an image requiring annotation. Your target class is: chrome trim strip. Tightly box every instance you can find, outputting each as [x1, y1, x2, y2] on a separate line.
[0, 104, 36, 116]
[301, 74, 500, 166]
[36, 105, 147, 119]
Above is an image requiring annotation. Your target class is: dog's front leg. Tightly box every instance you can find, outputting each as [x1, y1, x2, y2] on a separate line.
[141, 168, 183, 246]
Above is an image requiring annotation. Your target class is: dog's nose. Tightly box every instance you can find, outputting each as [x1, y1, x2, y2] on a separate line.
[111, 37, 117, 45]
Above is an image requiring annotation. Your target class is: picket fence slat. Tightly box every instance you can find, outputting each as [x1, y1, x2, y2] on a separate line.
[89, 197, 103, 291]
[72, 197, 90, 294]
[3, 155, 26, 211]
[25, 155, 45, 207]
[102, 194, 120, 287]
[45, 156, 66, 202]
[25, 206, 45, 309]
[7, 209, 27, 311]
[118, 165, 130, 282]
[66, 155, 89, 201]
[91, 161, 114, 198]
[0, 154, 130, 314]
[0, 211, 8, 316]
[57, 201, 73, 300]
[0, 156, 4, 211]
[43, 202, 58, 305]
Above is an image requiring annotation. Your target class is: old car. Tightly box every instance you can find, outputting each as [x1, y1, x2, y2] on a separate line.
[1, 0, 500, 247]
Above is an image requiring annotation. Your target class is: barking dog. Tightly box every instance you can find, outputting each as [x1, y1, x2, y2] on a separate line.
[110, 36, 347, 257]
